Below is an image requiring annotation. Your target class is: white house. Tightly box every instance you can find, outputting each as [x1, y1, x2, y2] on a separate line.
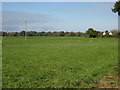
[109, 32, 113, 35]
[103, 32, 106, 35]
[103, 31, 113, 36]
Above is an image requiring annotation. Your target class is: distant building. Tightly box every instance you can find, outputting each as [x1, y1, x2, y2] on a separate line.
[103, 31, 113, 36]
[109, 32, 113, 35]
[103, 32, 106, 35]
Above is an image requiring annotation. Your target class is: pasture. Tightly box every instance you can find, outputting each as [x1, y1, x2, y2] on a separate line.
[2, 37, 118, 88]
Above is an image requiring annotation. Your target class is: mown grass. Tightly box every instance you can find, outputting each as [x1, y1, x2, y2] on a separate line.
[2, 36, 118, 88]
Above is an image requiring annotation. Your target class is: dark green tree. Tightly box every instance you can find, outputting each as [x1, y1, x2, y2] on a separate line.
[47, 32, 52, 36]
[53, 31, 58, 36]
[59, 31, 65, 36]
[86, 28, 99, 38]
[75, 32, 81, 36]
[27, 31, 34, 36]
[112, 1, 120, 16]
[20, 31, 25, 36]
[111, 29, 118, 36]
[0, 32, 3, 36]
[69, 32, 75, 36]
[13, 32, 19, 36]
[105, 30, 109, 35]
[3, 32, 7, 36]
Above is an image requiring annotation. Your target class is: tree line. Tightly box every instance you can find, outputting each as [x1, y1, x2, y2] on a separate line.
[0, 28, 119, 38]
[0, 1, 119, 38]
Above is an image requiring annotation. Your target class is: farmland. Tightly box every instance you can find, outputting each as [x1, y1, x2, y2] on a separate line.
[2, 37, 118, 88]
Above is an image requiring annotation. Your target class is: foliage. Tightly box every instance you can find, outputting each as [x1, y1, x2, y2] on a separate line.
[102, 30, 119, 38]
[111, 30, 118, 36]
[112, 1, 120, 16]
[86, 28, 100, 38]
[1, 29, 119, 38]
[19, 31, 25, 36]
[75, 32, 81, 36]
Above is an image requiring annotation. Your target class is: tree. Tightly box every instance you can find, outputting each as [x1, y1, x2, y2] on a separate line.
[86, 28, 99, 38]
[20, 31, 25, 36]
[27, 31, 34, 36]
[53, 32, 58, 36]
[112, 1, 120, 16]
[69, 32, 75, 36]
[111, 29, 118, 36]
[65, 32, 70, 36]
[3, 32, 7, 36]
[13, 32, 19, 36]
[47, 32, 52, 36]
[0, 32, 3, 36]
[75, 32, 81, 36]
[105, 30, 109, 35]
[41, 31, 46, 36]
[59, 31, 65, 36]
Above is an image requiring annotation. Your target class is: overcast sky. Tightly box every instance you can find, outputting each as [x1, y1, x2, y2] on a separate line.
[2, 2, 118, 32]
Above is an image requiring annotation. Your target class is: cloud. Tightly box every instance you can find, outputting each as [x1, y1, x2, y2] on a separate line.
[2, 11, 55, 31]
[3, 11, 53, 24]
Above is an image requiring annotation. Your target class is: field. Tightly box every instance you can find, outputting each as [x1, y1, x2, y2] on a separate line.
[2, 37, 118, 88]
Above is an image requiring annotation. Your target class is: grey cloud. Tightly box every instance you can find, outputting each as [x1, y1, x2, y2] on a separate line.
[2, 11, 55, 31]
[3, 11, 53, 24]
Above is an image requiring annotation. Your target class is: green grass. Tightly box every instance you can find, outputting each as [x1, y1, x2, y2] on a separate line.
[2, 36, 118, 88]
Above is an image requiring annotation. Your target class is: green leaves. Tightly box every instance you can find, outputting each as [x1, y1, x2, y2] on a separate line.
[112, 1, 120, 16]
[86, 28, 100, 38]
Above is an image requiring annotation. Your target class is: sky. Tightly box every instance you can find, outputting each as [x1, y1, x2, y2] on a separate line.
[2, 2, 118, 32]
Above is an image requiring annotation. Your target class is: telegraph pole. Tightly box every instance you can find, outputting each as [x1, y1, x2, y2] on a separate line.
[25, 20, 27, 40]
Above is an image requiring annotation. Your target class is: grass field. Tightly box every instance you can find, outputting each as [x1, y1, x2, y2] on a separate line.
[2, 37, 118, 88]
